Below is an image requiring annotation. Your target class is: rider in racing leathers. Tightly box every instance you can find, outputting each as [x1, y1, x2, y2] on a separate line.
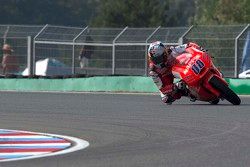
[148, 41, 203, 104]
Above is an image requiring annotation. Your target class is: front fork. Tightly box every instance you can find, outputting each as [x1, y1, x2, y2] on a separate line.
[203, 72, 228, 97]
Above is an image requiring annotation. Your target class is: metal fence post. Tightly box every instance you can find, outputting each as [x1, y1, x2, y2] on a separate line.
[178, 25, 193, 44]
[112, 27, 128, 75]
[3, 26, 9, 44]
[27, 36, 32, 76]
[72, 26, 88, 75]
[235, 24, 250, 78]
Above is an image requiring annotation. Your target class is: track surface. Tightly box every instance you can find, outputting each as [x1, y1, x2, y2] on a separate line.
[0, 92, 249, 167]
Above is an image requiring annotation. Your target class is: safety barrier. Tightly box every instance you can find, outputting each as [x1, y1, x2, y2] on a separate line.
[0, 77, 248, 94]
[225, 78, 250, 95]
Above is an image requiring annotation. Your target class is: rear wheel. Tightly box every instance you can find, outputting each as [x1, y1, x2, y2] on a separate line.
[209, 76, 241, 105]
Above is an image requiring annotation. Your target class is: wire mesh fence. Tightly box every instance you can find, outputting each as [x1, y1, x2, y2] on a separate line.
[75, 27, 124, 44]
[115, 45, 146, 75]
[35, 25, 83, 43]
[74, 27, 124, 75]
[184, 25, 248, 77]
[74, 45, 113, 75]
[0, 24, 249, 78]
[0, 37, 29, 75]
[147, 27, 190, 44]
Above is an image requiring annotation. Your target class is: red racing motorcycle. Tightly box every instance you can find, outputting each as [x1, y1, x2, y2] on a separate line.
[172, 46, 241, 105]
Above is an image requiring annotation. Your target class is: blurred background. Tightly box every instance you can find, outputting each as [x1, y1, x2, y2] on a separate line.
[0, 0, 250, 78]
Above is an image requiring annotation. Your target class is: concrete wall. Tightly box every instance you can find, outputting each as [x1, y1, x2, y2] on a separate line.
[0, 77, 248, 94]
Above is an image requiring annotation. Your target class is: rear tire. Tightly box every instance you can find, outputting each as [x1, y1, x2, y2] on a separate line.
[209, 76, 241, 105]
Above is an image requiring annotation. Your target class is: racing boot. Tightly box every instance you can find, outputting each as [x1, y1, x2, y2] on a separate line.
[175, 81, 188, 96]
[161, 94, 175, 105]
[189, 95, 196, 102]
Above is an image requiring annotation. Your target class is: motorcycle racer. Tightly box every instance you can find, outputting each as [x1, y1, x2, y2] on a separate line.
[148, 41, 203, 104]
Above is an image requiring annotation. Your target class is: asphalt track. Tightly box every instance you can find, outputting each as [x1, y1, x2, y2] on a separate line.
[0, 92, 249, 167]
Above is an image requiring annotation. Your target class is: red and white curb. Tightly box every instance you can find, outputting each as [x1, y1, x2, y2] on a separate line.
[0, 129, 89, 162]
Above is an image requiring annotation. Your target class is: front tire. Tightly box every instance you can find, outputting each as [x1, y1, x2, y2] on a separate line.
[209, 76, 241, 105]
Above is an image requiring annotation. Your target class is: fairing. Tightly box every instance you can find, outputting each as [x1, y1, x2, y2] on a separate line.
[172, 47, 226, 101]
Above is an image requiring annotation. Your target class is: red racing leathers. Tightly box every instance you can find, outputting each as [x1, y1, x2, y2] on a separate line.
[148, 42, 201, 103]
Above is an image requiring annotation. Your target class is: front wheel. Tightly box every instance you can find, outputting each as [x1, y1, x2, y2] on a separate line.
[209, 76, 241, 105]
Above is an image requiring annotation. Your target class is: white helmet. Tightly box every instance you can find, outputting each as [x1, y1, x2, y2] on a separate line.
[148, 41, 165, 66]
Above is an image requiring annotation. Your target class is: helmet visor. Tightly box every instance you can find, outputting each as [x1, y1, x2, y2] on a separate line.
[150, 53, 164, 65]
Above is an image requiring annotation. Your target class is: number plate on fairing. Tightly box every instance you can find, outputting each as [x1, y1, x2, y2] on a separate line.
[191, 59, 205, 75]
